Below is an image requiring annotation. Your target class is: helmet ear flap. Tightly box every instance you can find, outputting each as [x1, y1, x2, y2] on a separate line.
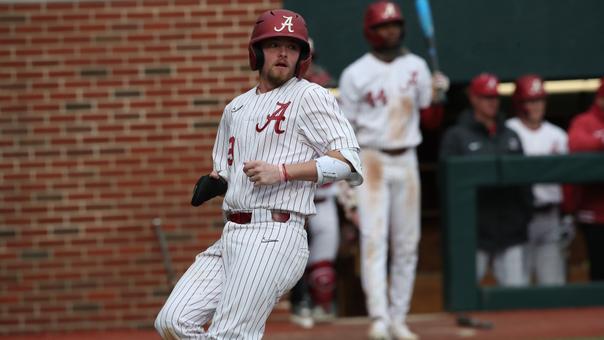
[253, 45, 264, 71]
[295, 45, 311, 78]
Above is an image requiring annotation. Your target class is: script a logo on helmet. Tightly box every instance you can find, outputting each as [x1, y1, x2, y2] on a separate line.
[529, 79, 543, 95]
[382, 3, 397, 19]
[487, 78, 497, 90]
[274, 16, 294, 33]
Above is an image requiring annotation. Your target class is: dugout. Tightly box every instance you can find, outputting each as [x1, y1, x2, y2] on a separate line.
[286, 0, 604, 315]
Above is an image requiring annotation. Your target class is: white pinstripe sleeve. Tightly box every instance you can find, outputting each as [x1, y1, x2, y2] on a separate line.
[298, 86, 360, 154]
[212, 106, 231, 181]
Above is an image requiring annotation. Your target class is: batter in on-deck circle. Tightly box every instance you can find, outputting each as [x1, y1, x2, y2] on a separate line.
[338, 1, 449, 339]
[154, 8, 363, 340]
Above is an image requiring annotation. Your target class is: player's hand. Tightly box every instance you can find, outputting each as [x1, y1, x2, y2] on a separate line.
[243, 160, 281, 186]
[432, 71, 449, 103]
[336, 181, 359, 225]
[432, 71, 450, 92]
[209, 170, 220, 179]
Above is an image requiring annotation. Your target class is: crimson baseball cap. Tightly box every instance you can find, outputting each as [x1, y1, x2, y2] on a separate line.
[470, 73, 499, 97]
[597, 77, 604, 98]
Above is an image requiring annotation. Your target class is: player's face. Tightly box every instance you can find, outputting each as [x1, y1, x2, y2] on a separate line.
[260, 37, 301, 87]
[373, 21, 403, 49]
[523, 98, 546, 124]
[470, 94, 500, 120]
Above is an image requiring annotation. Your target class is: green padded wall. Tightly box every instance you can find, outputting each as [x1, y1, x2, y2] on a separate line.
[284, 0, 604, 83]
[440, 154, 604, 311]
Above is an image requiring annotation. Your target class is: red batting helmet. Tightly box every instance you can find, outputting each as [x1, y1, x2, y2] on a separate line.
[470, 73, 499, 97]
[512, 74, 546, 114]
[596, 77, 604, 98]
[248, 9, 311, 78]
[514, 74, 546, 101]
[364, 1, 404, 49]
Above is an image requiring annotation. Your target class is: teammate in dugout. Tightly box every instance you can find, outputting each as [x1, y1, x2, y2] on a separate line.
[505, 74, 570, 285]
[154, 9, 364, 339]
[440, 73, 533, 287]
[566, 78, 604, 281]
[338, 1, 449, 339]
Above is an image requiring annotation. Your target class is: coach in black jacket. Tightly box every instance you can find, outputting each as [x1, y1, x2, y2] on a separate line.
[440, 73, 532, 286]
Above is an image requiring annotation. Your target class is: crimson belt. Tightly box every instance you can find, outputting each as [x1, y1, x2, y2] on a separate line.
[226, 211, 291, 224]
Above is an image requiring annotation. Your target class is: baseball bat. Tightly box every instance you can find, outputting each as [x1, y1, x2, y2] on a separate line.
[153, 217, 176, 290]
[415, 0, 439, 72]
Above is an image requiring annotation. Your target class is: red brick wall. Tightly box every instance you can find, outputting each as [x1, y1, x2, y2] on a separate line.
[0, 0, 280, 334]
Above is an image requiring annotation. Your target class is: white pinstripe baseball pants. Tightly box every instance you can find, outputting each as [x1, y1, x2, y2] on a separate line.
[357, 149, 420, 326]
[155, 209, 309, 339]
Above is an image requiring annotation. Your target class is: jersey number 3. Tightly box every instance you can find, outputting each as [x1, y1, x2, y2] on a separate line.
[227, 136, 235, 166]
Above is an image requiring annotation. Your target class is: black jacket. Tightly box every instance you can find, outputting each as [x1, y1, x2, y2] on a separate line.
[440, 110, 533, 252]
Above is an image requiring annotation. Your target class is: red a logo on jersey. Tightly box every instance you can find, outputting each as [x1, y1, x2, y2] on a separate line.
[400, 71, 418, 92]
[256, 101, 290, 134]
[365, 89, 387, 107]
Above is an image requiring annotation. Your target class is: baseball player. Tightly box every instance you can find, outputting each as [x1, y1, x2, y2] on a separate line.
[506, 74, 568, 285]
[288, 38, 341, 328]
[338, 2, 449, 339]
[289, 182, 341, 328]
[440, 73, 532, 287]
[567, 78, 604, 281]
[154, 9, 363, 340]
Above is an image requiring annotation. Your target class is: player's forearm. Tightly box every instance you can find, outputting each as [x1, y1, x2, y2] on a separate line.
[284, 150, 350, 182]
[283, 161, 318, 182]
[568, 131, 604, 152]
[244, 150, 362, 186]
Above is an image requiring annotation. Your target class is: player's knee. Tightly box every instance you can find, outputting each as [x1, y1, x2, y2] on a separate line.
[396, 239, 419, 258]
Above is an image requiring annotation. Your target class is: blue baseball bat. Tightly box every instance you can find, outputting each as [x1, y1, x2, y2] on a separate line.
[415, 0, 440, 72]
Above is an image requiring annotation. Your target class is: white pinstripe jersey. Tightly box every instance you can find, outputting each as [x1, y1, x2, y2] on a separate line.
[213, 77, 360, 215]
[339, 52, 432, 149]
[506, 117, 568, 205]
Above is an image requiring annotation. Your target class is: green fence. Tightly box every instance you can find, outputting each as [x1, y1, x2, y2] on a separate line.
[285, 0, 604, 82]
[440, 153, 604, 311]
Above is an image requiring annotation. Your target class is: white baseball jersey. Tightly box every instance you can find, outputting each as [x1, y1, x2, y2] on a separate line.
[338, 52, 432, 149]
[506, 118, 568, 205]
[339, 51, 431, 327]
[213, 77, 361, 215]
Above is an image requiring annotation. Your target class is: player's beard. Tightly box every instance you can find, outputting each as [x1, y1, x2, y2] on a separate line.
[265, 61, 295, 88]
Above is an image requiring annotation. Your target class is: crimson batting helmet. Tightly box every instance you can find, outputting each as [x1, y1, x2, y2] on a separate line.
[364, 1, 404, 48]
[513, 74, 546, 113]
[248, 9, 311, 78]
[470, 73, 499, 97]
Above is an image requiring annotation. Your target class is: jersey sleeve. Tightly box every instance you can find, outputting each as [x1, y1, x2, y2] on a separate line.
[298, 86, 360, 154]
[212, 106, 231, 181]
[568, 115, 604, 152]
[337, 68, 361, 128]
[416, 59, 433, 109]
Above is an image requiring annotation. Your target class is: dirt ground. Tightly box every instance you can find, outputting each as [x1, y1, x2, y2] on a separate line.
[3, 306, 604, 340]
